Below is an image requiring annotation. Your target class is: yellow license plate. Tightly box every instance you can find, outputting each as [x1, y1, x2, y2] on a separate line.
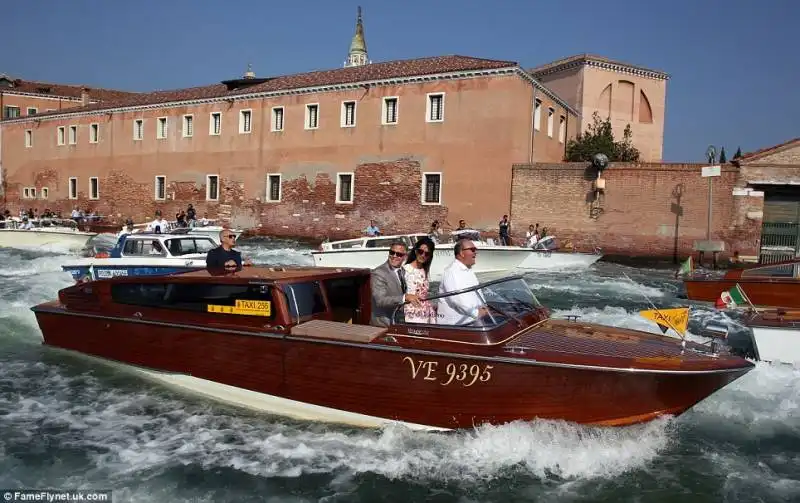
[207, 300, 271, 316]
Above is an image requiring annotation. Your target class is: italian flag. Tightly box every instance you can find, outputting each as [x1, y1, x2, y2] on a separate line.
[675, 256, 694, 278]
[715, 284, 751, 309]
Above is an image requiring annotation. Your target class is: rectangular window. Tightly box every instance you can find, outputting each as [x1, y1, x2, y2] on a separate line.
[57, 126, 65, 145]
[239, 109, 252, 134]
[336, 172, 354, 204]
[30, 188, 36, 198]
[42, 187, 49, 199]
[305, 104, 319, 129]
[341, 101, 356, 127]
[547, 107, 554, 138]
[69, 177, 78, 199]
[25, 130, 32, 148]
[271, 107, 284, 131]
[157, 117, 168, 139]
[266, 174, 281, 202]
[426, 93, 444, 122]
[421, 173, 442, 205]
[559, 115, 566, 143]
[89, 177, 99, 200]
[89, 123, 99, 143]
[3, 106, 20, 119]
[23, 188, 30, 199]
[182, 114, 194, 137]
[382, 97, 398, 125]
[206, 175, 219, 201]
[154, 175, 166, 200]
[133, 119, 143, 140]
[210, 112, 221, 135]
[68, 125, 77, 144]
[533, 99, 542, 131]
[27, 107, 37, 116]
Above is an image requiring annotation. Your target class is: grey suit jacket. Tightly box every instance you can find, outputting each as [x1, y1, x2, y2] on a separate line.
[371, 261, 405, 327]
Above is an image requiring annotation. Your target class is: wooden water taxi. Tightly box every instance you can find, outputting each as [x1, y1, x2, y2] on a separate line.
[684, 258, 800, 308]
[32, 267, 753, 430]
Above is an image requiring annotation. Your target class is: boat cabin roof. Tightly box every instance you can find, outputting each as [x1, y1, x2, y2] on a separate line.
[178, 266, 370, 282]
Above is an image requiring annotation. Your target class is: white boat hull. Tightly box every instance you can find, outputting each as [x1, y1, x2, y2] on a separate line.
[0, 228, 97, 252]
[750, 326, 800, 367]
[312, 245, 533, 279]
[517, 251, 603, 270]
[62, 256, 206, 282]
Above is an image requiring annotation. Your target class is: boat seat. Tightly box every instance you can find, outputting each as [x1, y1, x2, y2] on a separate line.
[290, 319, 386, 343]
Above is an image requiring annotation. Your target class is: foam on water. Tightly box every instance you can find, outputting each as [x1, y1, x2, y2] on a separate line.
[0, 242, 797, 501]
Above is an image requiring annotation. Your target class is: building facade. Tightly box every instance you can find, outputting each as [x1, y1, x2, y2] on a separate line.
[529, 54, 669, 162]
[1, 53, 577, 237]
[1, 8, 685, 241]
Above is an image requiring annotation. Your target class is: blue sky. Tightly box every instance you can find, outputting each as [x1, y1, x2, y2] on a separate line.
[3, 0, 797, 161]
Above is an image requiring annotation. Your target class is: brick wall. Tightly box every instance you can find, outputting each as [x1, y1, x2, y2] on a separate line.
[511, 162, 763, 259]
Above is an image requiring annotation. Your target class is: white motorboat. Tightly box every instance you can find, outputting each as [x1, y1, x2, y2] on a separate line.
[132, 220, 243, 244]
[312, 231, 533, 279]
[517, 235, 603, 270]
[742, 308, 800, 367]
[0, 218, 97, 252]
[62, 232, 216, 282]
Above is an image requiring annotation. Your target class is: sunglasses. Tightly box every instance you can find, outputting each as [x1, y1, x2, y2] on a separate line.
[388, 250, 406, 257]
[462, 247, 478, 253]
[416, 248, 430, 257]
[223, 234, 236, 240]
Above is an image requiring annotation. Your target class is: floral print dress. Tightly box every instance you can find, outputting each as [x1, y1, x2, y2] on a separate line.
[403, 263, 437, 324]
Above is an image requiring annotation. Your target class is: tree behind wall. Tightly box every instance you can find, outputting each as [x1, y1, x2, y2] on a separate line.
[564, 112, 641, 162]
[719, 147, 727, 164]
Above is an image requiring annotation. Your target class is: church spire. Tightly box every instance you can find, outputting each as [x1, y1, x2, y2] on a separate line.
[344, 6, 369, 68]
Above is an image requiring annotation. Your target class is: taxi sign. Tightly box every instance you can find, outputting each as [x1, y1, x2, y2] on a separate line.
[207, 299, 271, 316]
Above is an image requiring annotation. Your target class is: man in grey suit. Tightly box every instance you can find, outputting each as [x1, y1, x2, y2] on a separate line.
[371, 241, 420, 327]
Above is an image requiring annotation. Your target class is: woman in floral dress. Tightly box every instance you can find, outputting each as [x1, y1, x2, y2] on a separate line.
[403, 237, 437, 324]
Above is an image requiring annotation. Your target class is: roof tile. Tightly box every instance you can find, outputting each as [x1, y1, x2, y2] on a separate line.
[16, 55, 518, 118]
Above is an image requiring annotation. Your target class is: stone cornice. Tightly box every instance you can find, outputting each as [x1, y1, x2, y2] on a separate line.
[514, 69, 580, 117]
[532, 57, 669, 81]
[1, 67, 525, 125]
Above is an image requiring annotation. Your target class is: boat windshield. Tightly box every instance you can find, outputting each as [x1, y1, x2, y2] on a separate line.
[392, 276, 543, 328]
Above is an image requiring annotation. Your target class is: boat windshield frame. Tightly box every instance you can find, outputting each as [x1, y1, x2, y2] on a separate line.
[389, 274, 543, 331]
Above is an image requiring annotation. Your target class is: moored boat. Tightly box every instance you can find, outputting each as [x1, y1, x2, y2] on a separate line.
[61, 233, 215, 282]
[31, 267, 753, 430]
[684, 258, 800, 308]
[0, 218, 97, 251]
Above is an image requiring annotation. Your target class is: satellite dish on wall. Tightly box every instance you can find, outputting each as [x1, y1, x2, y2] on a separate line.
[592, 153, 609, 171]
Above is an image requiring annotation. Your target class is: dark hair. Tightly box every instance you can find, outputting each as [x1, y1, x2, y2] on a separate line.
[406, 237, 436, 277]
[389, 241, 407, 251]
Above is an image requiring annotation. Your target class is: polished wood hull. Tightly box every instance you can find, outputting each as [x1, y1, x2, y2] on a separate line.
[33, 305, 752, 429]
[684, 278, 800, 308]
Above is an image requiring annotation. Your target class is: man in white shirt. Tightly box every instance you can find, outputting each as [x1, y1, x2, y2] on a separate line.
[146, 211, 168, 234]
[438, 239, 490, 325]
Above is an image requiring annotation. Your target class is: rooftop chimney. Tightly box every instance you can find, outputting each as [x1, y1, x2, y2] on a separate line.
[80, 87, 90, 106]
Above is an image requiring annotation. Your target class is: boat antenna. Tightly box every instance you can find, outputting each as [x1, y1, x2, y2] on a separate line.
[621, 272, 687, 348]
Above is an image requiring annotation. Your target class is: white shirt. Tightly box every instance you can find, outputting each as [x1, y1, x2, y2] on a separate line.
[146, 218, 168, 233]
[437, 260, 483, 325]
